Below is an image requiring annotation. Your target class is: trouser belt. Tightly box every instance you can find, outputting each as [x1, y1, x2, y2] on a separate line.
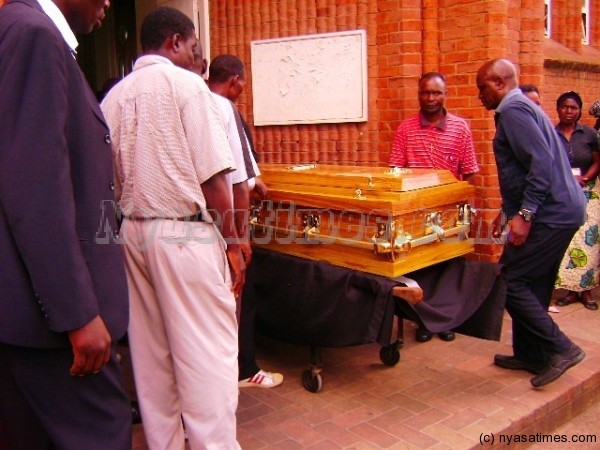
[126, 213, 203, 222]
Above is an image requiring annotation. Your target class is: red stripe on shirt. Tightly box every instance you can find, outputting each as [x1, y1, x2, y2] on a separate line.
[389, 113, 479, 180]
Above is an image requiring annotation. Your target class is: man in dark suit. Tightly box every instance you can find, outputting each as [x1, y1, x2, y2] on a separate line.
[0, 0, 131, 448]
[477, 58, 586, 388]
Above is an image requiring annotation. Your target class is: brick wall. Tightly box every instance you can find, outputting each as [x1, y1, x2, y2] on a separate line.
[543, 64, 600, 126]
[542, 0, 600, 128]
[209, 0, 600, 262]
[211, 1, 381, 166]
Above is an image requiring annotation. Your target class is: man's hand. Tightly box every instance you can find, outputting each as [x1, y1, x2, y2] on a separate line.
[202, 171, 247, 297]
[226, 243, 246, 298]
[508, 214, 531, 246]
[240, 241, 252, 265]
[253, 178, 268, 200]
[68, 315, 111, 376]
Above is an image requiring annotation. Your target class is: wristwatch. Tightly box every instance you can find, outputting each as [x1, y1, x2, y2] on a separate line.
[517, 208, 534, 222]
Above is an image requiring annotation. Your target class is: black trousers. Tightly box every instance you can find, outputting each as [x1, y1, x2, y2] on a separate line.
[0, 343, 131, 450]
[238, 292, 261, 380]
[500, 223, 577, 367]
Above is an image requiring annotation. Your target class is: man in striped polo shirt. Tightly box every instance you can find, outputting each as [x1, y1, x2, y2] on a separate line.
[390, 72, 479, 182]
[389, 71, 479, 343]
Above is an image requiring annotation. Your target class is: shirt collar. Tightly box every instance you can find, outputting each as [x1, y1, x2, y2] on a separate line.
[418, 108, 447, 130]
[555, 122, 585, 134]
[496, 87, 522, 113]
[133, 54, 176, 71]
[35, 0, 78, 54]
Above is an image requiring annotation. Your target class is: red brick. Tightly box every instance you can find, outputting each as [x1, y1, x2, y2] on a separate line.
[206, 0, 600, 261]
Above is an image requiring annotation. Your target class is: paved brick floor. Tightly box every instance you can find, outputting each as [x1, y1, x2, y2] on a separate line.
[132, 288, 600, 449]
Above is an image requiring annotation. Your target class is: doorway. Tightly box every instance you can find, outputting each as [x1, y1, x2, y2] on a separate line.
[77, 0, 138, 98]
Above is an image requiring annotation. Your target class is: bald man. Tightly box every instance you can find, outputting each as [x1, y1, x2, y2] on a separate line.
[476, 58, 586, 388]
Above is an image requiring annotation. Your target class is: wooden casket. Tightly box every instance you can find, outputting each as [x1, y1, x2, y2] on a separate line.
[250, 164, 476, 277]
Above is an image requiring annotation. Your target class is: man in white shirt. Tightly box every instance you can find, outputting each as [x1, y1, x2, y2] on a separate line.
[208, 54, 283, 389]
[101, 7, 243, 449]
[191, 47, 256, 270]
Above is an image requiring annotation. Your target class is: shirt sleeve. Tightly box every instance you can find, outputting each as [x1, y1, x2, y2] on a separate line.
[214, 96, 249, 185]
[500, 104, 554, 213]
[182, 89, 236, 185]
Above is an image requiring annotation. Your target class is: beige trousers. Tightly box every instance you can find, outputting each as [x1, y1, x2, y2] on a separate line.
[121, 218, 240, 450]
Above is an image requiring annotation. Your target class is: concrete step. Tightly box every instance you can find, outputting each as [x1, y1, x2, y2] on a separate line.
[528, 399, 600, 450]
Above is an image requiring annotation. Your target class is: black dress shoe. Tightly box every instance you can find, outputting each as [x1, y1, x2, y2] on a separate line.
[583, 299, 599, 311]
[555, 292, 579, 307]
[530, 344, 585, 388]
[580, 291, 598, 311]
[438, 331, 455, 341]
[494, 354, 543, 374]
[415, 327, 433, 342]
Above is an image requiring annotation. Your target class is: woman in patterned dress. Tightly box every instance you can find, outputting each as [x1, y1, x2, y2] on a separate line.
[589, 99, 600, 131]
[555, 91, 600, 310]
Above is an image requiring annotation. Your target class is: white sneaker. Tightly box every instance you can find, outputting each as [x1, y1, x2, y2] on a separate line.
[238, 369, 283, 388]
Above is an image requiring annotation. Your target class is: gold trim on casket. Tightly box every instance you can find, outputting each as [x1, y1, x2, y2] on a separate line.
[250, 164, 476, 277]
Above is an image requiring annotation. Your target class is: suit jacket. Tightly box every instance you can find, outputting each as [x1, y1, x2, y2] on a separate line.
[0, 0, 128, 348]
[240, 113, 259, 163]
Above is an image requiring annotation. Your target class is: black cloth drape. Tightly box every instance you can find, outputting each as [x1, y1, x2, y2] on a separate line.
[243, 247, 506, 348]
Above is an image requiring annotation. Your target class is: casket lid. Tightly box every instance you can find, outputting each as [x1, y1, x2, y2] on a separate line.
[259, 164, 457, 192]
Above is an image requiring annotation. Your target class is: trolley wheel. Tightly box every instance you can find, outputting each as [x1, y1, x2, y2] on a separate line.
[302, 368, 323, 393]
[379, 344, 401, 366]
